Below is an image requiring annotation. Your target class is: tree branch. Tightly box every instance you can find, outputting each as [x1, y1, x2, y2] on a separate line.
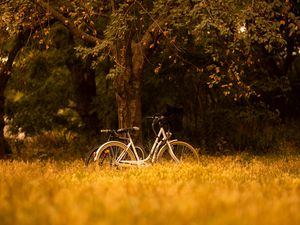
[0, 28, 32, 89]
[35, 0, 101, 45]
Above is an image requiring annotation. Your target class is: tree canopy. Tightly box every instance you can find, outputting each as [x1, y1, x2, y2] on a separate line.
[0, 0, 299, 157]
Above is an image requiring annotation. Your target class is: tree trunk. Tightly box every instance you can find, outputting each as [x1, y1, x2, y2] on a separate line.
[0, 29, 30, 158]
[113, 41, 144, 144]
[112, 24, 163, 145]
[67, 54, 100, 138]
[115, 67, 142, 144]
[0, 80, 11, 158]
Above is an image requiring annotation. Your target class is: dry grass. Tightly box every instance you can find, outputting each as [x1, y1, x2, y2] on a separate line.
[0, 155, 299, 225]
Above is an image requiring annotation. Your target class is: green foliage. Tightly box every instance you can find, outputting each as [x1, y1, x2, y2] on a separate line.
[204, 104, 282, 154]
[133, 0, 300, 153]
[93, 66, 118, 129]
[5, 49, 76, 135]
[0, 0, 36, 33]
[189, 0, 300, 99]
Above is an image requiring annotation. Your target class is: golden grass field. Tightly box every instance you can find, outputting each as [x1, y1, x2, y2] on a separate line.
[0, 155, 299, 225]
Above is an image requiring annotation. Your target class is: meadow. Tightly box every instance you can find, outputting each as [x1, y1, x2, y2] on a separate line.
[0, 154, 299, 225]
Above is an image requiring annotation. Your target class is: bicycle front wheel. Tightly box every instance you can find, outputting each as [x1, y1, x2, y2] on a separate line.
[157, 140, 199, 163]
[96, 141, 136, 167]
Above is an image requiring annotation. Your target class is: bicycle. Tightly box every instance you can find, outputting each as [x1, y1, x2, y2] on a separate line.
[91, 114, 199, 168]
[84, 127, 145, 167]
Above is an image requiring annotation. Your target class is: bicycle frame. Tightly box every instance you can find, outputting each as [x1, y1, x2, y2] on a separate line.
[91, 128, 141, 163]
[113, 126, 178, 166]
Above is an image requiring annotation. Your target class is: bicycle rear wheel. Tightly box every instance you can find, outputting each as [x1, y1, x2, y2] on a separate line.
[95, 141, 135, 168]
[135, 146, 146, 160]
[85, 146, 101, 166]
[157, 140, 199, 163]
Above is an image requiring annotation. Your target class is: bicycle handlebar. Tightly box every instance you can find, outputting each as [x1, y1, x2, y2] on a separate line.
[146, 114, 166, 122]
[146, 114, 170, 136]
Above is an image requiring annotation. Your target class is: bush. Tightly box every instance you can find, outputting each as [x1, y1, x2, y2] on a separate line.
[201, 104, 282, 154]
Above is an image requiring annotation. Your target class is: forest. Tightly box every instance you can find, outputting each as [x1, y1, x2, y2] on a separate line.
[0, 0, 300, 159]
[1, 1, 299, 225]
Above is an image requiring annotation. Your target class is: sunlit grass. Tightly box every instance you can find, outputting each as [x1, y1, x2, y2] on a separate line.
[0, 155, 299, 225]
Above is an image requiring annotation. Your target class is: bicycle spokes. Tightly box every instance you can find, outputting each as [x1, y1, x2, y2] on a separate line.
[171, 143, 199, 162]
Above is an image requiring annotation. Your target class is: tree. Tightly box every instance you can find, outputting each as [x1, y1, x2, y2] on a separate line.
[189, 0, 300, 109]
[0, 27, 39, 157]
[33, 0, 176, 144]
[0, 0, 56, 157]
[184, 0, 300, 151]
[1, 0, 299, 156]
[0, 0, 106, 155]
